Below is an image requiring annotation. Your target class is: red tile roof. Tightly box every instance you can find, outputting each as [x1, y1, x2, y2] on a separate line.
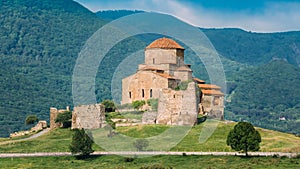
[201, 90, 224, 96]
[146, 37, 184, 50]
[198, 84, 221, 90]
[193, 77, 205, 83]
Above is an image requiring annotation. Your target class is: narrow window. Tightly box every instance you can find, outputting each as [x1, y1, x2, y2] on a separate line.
[173, 94, 175, 98]
[142, 89, 145, 98]
[153, 58, 155, 64]
[150, 89, 153, 98]
[129, 92, 131, 98]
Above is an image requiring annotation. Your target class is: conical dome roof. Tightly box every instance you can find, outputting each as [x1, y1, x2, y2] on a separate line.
[146, 37, 184, 49]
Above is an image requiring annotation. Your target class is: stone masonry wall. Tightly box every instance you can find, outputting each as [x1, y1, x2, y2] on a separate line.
[200, 95, 224, 120]
[156, 82, 199, 126]
[71, 104, 106, 129]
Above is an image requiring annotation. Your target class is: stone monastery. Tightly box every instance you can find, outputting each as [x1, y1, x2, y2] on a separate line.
[49, 38, 224, 130]
[122, 37, 224, 125]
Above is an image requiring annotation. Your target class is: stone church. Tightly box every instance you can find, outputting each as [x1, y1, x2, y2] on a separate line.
[122, 37, 224, 126]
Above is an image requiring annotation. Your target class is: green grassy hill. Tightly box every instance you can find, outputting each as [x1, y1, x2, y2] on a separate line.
[0, 122, 299, 168]
[1, 122, 299, 153]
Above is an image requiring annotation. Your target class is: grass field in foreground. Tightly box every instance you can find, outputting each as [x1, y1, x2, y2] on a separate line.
[0, 121, 299, 153]
[0, 155, 299, 169]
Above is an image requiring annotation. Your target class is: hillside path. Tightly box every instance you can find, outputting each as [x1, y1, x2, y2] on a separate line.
[0, 128, 50, 146]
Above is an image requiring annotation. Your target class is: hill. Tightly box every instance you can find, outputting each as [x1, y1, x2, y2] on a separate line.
[226, 61, 300, 134]
[96, 10, 144, 22]
[1, 122, 299, 153]
[0, 0, 105, 137]
[0, 5, 300, 137]
[0, 122, 299, 168]
[202, 28, 300, 66]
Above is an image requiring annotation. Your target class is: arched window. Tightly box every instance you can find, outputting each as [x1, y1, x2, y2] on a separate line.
[129, 92, 131, 98]
[150, 89, 153, 98]
[142, 89, 145, 98]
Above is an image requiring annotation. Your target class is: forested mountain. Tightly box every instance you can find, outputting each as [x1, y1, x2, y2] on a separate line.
[0, 0, 105, 137]
[202, 28, 300, 66]
[0, 4, 299, 137]
[226, 61, 300, 134]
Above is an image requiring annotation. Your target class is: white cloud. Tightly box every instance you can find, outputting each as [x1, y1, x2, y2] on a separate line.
[76, 0, 300, 32]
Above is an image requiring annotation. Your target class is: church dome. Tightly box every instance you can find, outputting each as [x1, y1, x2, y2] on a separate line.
[146, 37, 184, 50]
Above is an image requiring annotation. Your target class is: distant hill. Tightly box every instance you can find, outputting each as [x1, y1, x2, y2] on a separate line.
[202, 28, 300, 66]
[226, 61, 300, 134]
[96, 10, 144, 22]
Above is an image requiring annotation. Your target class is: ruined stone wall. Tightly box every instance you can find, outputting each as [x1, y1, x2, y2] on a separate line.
[50, 106, 70, 130]
[200, 95, 224, 120]
[156, 82, 198, 126]
[122, 71, 169, 104]
[71, 104, 105, 129]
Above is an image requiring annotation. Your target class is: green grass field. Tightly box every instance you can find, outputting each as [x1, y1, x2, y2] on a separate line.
[0, 154, 299, 169]
[0, 121, 299, 153]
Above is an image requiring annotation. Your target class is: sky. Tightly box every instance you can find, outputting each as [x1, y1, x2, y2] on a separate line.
[74, 0, 300, 32]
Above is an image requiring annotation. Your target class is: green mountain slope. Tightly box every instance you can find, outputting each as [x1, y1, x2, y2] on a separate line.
[226, 61, 300, 134]
[0, 0, 105, 137]
[202, 28, 300, 66]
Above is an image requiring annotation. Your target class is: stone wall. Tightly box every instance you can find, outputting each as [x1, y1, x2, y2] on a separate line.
[71, 104, 106, 129]
[122, 71, 169, 104]
[200, 95, 224, 120]
[156, 82, 199, 126]
[145, 48, 178, 65]
[50, 107, 69, 130]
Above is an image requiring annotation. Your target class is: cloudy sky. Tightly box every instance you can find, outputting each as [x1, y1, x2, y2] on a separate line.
[75, 0, 300, 32]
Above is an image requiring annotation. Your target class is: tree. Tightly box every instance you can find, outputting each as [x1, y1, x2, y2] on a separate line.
[55, 111, 72, 128]
[133, 139, 149, 151]
[101, 100, 116, 112]
[132, 100, 146, 111]
[227, 122, 261, 156]
[25, 115, 38, 125]
[69, 128, 94, 158]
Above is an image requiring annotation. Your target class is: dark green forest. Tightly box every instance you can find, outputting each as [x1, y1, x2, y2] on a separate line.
[0, 1, 299, 137]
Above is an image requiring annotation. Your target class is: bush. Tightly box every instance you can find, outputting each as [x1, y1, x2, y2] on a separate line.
[101, 100, 116, 112]
[69, 128, 94, 158]
[55, 111, 72, 128]
[132, 100, 146, 110]
[147, 99, 158, 111]
[175, 81, 191, 91]
[25, 115, 38, 125]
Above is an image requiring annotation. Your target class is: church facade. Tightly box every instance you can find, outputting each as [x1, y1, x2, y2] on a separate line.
[122, 37, 224, 125]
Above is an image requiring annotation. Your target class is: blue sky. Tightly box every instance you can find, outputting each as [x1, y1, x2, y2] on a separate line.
[75, 0, 300, 32]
